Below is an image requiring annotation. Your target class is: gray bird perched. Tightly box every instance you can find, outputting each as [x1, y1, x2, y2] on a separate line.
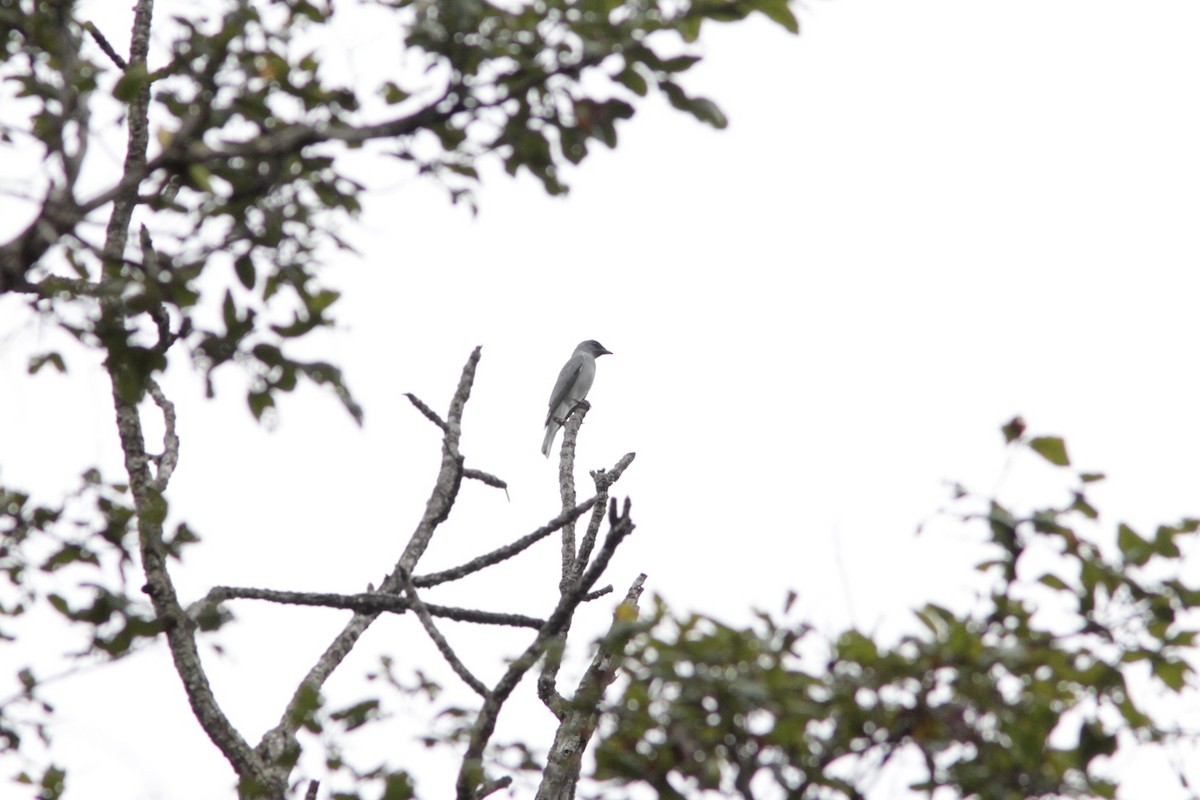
[542, 339, 612, 457]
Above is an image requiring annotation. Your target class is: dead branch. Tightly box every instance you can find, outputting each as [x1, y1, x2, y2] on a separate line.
[399, 568, 491, 699]
[195, 586, 544, 629]
[414, 497, 599, 588]
[457, 499, 636, 800]
[255, 348, 481, 787]
[535, 574, 647, 800]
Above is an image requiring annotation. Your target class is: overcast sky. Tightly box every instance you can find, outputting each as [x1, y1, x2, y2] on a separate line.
[3, 1, 1200, 798]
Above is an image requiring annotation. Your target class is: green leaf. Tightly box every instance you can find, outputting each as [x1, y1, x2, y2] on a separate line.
[753, 0, 800, 33]
[1117, 523, 1153, 566]
[1077, 720, 1117, 766]
[1151, 525, 1183, 558]
[615, 67, 649, 97]
[686, 97, 727, 129]
[112, 63, 149, 103]
[658, 55, 703, 73]
[39, 764, 66, 800]
[381, 772, 415, 800]
[1070, 492, 1098, 519]
[140, 490, 168, 526]
[1001, 416, 1026, 443]
[42, 543, 99, 572]
[1151, 656, 1189, 692]
[1038, 573, 1070, 591]
[234, 254, 256, 290]
[287, 683, 324, 734]
[248, 390, 275, 421]
[307, 289, 340, 315]
[187, 163, 214, 193]
[381, 81, 410, 104]
[1029, 436, 1070, 466]
[330, 699, 380, 732]
[28, 352, 66, 374]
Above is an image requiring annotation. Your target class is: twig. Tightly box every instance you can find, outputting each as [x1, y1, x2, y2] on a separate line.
[304, 780, 319, 800]
[542, 454, 634, 723]
[98, 0, 274, 792]
[197, 586, 544, 629]
[390, 349, 478, 576]
[258, 348, 481, 773]
[146, 379, 178, 491]
[138, 225, 179, 356]
[399, 568, 491, 700]
[582, 585, 612, 602]
[414, 496, 599, 588]
[457, 500, 636, 800]
[535, 574, 647, 800]
[463, 468, 508, 497]
[404, 392, 446, 430]
[476, 777, 513, 799]
[83, 21, 128, 69]
[556, 403, 589, 578]
[572, 453, 635, 586]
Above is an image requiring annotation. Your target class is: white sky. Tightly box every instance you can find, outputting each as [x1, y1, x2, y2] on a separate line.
[2, 1, 1200, 798]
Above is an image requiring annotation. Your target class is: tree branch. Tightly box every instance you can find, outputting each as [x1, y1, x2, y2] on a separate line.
[571, 454, 635, 586]
[535, 574, 647, 800]
[404, 392, 446, 431]
[398, 568, 491, 700]
[556, 403, 589, 581]
[195, 586, 544, 629]
[413, 497, 599, 588]
[100, 0, 274, 793]
[463, 468, 508, 495]
[256, 347, 481, 785]
[83, 21, 128, 69]
[147, 379, 179, 491]
[457, 499, 636, 800]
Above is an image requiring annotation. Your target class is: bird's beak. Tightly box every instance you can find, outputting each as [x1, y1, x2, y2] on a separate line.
[601, 348, 613, 356]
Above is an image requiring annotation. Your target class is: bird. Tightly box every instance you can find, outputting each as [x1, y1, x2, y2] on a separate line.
[542, 340, 612, 457]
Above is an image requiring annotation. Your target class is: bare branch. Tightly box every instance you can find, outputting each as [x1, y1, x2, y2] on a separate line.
[146, 379, 178, 491]
[573, 453, 636, 585]
[390, 348, 479, 575]
[399, 568, 492, 700]
[414, 496, 599, 588]
[405, 392, 446, 431]
[97, 0, 274, 792]
[457, 501, 636, 800]
[542, 452, 635, 728]
[83, 21, 128, 69]
[476, 777, 513, 799]
[582, 585, 613, 602]
[197, 586, 544, 629]
[138, 225, 180, 356]
[463, 467, 508, 496]
[536, 574, 647, 800]
[258, 348, 481, 774]
[556, 402, 589, 580]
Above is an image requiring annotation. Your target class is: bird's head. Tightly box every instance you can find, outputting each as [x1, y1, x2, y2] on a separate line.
[579, 340, 612, 357]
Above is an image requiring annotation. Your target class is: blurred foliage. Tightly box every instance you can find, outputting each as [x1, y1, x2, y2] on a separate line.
[1, 0, 797, 793]
[1, 468, 198, 789]
[594, 423, 1200, 799]
[1, 0, 799, 419]
[9, 1, 1199, 799]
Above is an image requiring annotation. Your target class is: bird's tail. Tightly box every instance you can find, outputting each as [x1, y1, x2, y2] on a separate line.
[541, 422, 560, 457]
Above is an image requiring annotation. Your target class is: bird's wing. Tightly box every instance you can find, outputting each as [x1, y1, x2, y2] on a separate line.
[546, 355, 585, 423]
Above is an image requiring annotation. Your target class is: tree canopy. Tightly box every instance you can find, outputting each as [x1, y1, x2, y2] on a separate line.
[3, 1, 1200, 799]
